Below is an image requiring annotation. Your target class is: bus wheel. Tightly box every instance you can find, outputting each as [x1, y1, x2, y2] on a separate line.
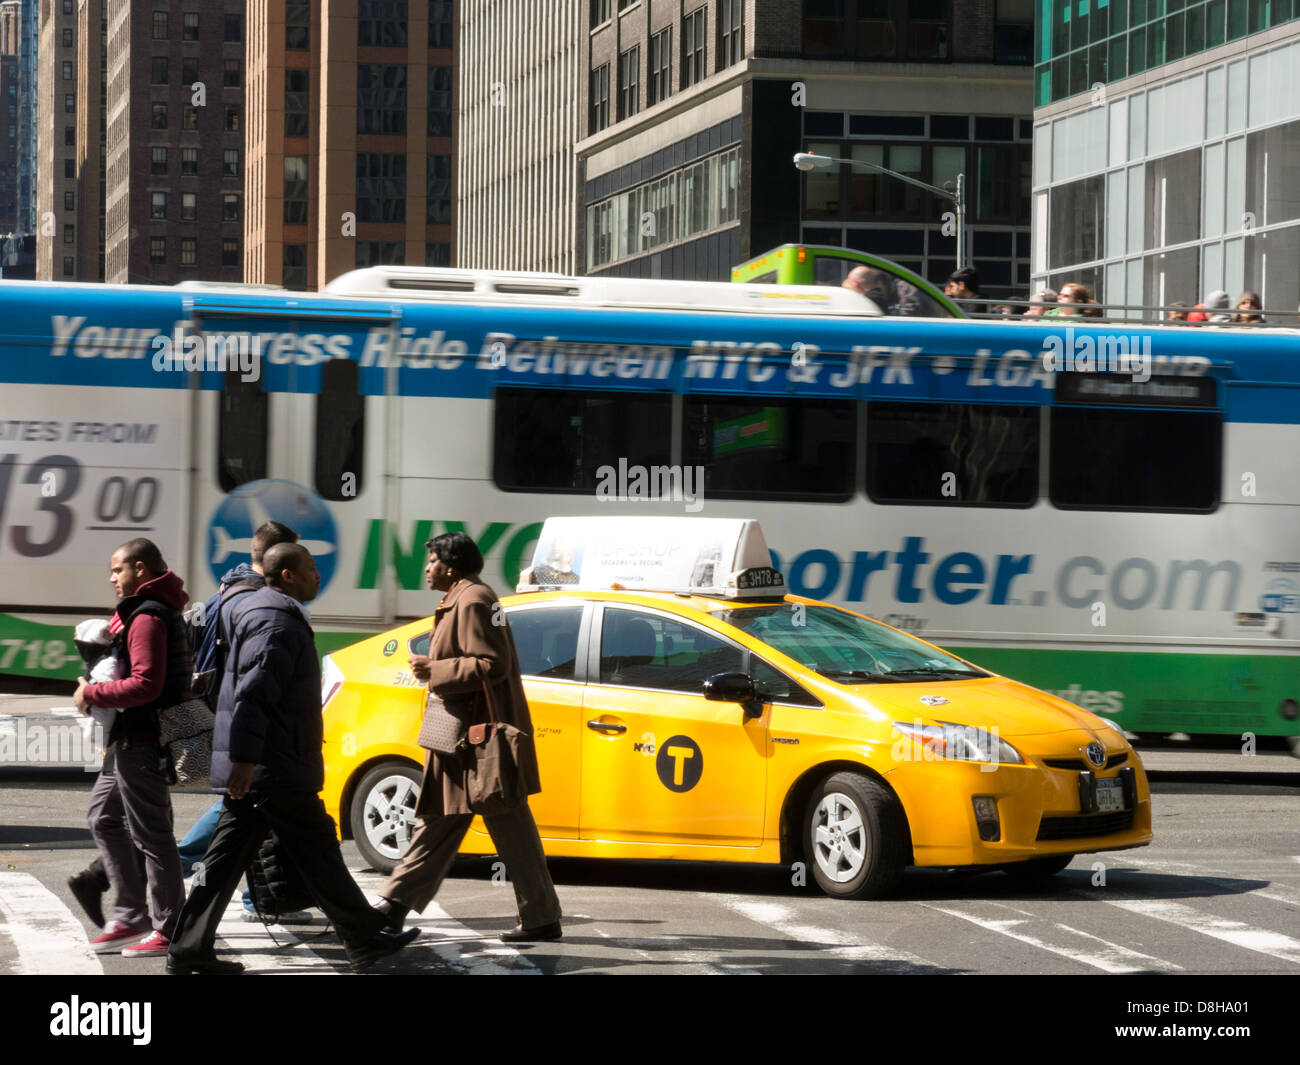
[803, 772, 906, 900]
[1002, 854, 1074, 879]
[349, 763, 421, 873]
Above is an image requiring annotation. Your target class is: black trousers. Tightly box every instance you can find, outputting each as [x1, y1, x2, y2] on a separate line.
[169, 792, 384, 960]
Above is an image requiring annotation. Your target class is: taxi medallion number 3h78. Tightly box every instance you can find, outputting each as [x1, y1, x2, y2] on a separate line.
[320, 517, 1151, 899]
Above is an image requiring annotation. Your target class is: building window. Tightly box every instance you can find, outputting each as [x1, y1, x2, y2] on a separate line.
[355, 241, 405, 267]
[429, 0, 453, 47]
[617, 46, 639, 121]
[64, 158, 75, 178]
[284, 156, 308, 223]
[63, 256, 74, 277]
[283, 243, 307, 289]
[286, 1, 310, 50]
[65, 93, 75, 112]
[63, 223, 74, 244]
[183, 12, 199, 41]
[222, 238, 239, 267]
[151, 102, 167, 129]
[151, 57, 167, 84]
[591, 0, 611, 26]
[682, 7, 706, 88]
[151, 147, 168, 176]
[64, 124, 75, 145]
[717, 0, 745, 69]
[225, 106, 240, 132]
[223, 148, 239, 178]
[358, 0, 408, 47]
[64, 190, 74, 211]
[150, 191, 167, 220]
[357, 64, 407, 135]
[62, 27, 72, 47]
[224, 13, 241, 41]
[356, 153, 406, 223]
[427, 66, 452, 136]
[182, 147, 198, 175]
[224, 59, 240, 87]
[648, 28, 671, 106]
[427, 154, 451, 224]
[183, 106, 198, 130]
[181, 238, 197, 266]
[150, 238, 166, 264]
[182, 58, 199, 86]
[589, 63, 610, 135]
[182, 192, 197, 221]
[62, 60, 73, 80]
[152, 11, 168, 40]
[285, 69, 309, 136]
[222, 194, 239, 222]
[426, 242, 450, 266]
[994, 0, 1032, 64]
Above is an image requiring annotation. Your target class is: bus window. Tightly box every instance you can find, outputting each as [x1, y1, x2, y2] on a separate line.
[814, 257, 852, 286]
[217, 370, 268, 492]
[315, 357, 365, 501]
[494, 387, 671, 493]
[1050, 408, 1220, 512]
[865, 402, 1038, 507]
[683, 396, 855, 501]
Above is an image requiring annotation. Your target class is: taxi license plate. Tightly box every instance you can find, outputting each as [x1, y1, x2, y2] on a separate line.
[1096, 777, 1126, 813]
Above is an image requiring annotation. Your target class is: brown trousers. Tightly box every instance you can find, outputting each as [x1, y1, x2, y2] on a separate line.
[381, 803, 561, 929]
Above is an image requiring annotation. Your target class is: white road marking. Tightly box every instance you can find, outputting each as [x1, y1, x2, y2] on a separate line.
[1101, 898, 1300, 966]
[213, 896, 338, 975]
[50, 707, 82, 718]
[352, 871, 539, 974]
[1113, 855, 1300, 909]
[716, 896, 936, 971]
[924, 902, 1182, 974]
[0, 871, 102, 974]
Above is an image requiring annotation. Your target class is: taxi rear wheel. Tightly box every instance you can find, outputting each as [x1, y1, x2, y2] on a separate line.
[803, 772, 906, 900]
[349, 762, 422, 873]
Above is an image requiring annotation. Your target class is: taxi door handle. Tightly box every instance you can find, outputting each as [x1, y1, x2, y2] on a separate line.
[586, 720, 626, 735]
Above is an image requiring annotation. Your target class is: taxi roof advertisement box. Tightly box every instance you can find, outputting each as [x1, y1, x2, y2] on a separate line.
[519, 517, 786, 599]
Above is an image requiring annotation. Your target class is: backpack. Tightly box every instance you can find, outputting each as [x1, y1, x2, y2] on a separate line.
[191, 579, 262, 709]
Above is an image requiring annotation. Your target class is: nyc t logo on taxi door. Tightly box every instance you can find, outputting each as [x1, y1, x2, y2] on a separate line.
[656, 735, 703, 792]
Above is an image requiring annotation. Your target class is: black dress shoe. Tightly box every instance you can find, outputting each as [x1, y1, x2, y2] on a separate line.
[499, 921, 562, 942]
[165, 954, 245, 975]
[349, 926, 420, 972]
[68, 868, 108, 929]
[373, 897, 409, 933]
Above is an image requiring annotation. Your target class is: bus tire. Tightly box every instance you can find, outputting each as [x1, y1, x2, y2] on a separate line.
[803, 771, 906, 900]
[349, 762, 422, 873]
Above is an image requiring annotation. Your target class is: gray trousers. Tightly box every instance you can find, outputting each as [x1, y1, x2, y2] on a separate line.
[87, 742, 185, 937]
[382, 804, 561, 930]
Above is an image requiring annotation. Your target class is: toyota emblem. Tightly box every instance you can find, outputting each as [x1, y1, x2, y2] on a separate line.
[919, 695, 949, 706]
[1085, 742, 1106, 767]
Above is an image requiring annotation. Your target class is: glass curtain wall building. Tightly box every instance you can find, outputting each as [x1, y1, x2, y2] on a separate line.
[1033, 5, 1300, 318]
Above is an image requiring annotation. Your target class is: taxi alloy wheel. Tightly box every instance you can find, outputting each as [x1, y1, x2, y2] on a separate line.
[804, 772, 906, 900]
[350, 762, 422, 874]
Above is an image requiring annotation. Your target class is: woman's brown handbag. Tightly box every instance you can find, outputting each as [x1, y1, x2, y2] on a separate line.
[417, 690, 470, 754]
[464, 661, 528, 814]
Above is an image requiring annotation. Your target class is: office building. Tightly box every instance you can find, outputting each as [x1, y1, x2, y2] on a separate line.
[36, 0, 78, 279]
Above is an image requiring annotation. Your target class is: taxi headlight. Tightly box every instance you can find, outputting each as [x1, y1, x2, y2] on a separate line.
[893, 721, 1024, 765]
[1096, 716, 1123, 733]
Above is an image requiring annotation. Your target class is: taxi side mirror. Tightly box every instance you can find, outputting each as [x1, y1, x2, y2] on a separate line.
[703, 672, 764, 720]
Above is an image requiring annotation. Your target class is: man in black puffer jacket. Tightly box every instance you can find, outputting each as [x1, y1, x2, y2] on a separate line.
[167, 543, 419, 974]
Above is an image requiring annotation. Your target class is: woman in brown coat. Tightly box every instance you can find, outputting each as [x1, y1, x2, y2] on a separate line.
[375, 532, 562, 940]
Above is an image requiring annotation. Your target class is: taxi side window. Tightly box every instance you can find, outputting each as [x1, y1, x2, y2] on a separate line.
[749, 656, 818, 706]
[600, 608, 743, 692]
[509, 605, 583, 680]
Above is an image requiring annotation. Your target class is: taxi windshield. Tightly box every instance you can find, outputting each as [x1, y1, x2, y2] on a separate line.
[717, 604, 988, 683]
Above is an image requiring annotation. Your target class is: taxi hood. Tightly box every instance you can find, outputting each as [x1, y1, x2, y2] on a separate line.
[843, 675, 1118, 740]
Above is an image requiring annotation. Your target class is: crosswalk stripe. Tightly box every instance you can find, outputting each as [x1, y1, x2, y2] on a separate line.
[1119, 855, 1300, 909]
[715, 896, 937, 972]
[923, 902, 1183, 974]
[0, 871, 102, 975]
[1101, 898, 1300, 966]
[352, 871, 539, 974]
[213, 897, 340, 975]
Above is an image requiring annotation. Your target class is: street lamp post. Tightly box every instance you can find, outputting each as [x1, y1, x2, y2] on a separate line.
[793, 152, 967, 270]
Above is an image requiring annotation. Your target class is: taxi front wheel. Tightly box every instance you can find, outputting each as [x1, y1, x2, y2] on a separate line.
[804, 772, 907, 900]
[349, 762, 422, 874]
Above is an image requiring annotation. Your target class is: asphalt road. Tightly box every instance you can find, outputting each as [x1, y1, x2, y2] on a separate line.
[2, 761, 1298, 977]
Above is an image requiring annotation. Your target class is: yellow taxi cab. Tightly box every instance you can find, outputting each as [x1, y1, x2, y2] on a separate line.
[320, 516, 1151, 899]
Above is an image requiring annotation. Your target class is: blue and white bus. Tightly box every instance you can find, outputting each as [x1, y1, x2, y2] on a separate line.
[0, 269, 1296, 746]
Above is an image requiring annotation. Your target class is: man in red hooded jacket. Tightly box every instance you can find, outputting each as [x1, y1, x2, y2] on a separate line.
[74, 538, 189, 958]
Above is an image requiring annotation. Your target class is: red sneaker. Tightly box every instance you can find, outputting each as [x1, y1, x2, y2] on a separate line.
[122, 930, 171, 957]
[90, 922, 149, 953]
